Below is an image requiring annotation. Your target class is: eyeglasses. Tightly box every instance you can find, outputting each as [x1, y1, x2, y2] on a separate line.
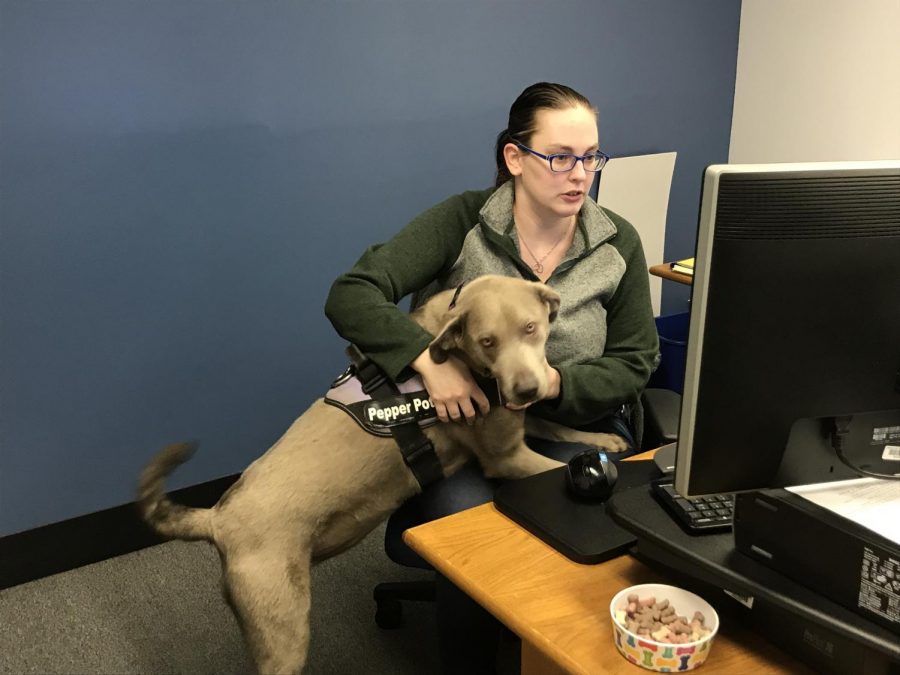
[515, 142, 609, 173]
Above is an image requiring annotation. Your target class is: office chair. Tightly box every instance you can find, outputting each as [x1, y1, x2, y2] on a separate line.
[641, 387, 681, 449]
[372, 389, 681, 628]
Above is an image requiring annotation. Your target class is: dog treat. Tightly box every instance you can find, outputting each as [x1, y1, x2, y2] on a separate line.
[616, 593, 713, 644]
[672, 621, 692, 635]
[650, 627, 669, 642]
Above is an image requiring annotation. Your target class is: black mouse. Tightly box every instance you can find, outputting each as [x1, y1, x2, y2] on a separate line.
[565, 449, 618, 501]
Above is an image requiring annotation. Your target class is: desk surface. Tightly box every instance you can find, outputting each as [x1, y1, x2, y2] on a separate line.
[649, 263, 693, 286]
[405, 498, 811, 675]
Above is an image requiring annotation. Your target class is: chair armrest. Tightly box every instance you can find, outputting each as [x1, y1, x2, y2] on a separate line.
[641, 388, 681, 446]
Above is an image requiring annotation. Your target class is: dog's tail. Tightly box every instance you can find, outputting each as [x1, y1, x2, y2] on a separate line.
[137, 441, 215, 542]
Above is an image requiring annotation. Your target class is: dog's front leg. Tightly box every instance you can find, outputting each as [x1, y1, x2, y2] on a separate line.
[465, 413, 562, 479]
[525, 416, 630, 453]
[479, 441, 563, 479]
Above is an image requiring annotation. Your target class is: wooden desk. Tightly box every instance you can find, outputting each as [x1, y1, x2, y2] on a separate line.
[404, 465, 811, 674]
[649, 263, 693, 286]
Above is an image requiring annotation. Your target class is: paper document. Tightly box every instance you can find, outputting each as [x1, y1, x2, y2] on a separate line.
[786, 478, 900, 546]
[671, 257, 695, 275]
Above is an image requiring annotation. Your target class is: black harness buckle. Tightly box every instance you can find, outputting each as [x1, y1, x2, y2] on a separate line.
[358, 366, 388, 396]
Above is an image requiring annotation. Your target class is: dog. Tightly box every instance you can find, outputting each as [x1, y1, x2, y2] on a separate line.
[138, 274, 626, 674]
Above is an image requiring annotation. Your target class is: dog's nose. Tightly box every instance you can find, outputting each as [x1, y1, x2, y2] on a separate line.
[514, 385, 538, 403]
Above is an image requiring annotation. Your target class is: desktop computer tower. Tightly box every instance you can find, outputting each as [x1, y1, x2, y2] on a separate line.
[734, 488, 900, 638]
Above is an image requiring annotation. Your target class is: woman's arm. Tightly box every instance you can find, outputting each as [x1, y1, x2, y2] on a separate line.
[324, 189, 493, 381]
[325, 188, 495, 422]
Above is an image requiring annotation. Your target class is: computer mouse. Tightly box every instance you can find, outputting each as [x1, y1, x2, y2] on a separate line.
[565, 449, 618, 501]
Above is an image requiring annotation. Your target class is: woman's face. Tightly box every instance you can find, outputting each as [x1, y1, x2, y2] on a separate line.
[508, 105, 600, 221]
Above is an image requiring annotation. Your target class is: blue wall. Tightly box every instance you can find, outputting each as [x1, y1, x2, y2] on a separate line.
[0, 0, 740, 536]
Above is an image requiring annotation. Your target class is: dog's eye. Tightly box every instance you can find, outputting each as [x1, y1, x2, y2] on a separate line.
[480, 337, 495, 348]
[524, 322, 536, 334]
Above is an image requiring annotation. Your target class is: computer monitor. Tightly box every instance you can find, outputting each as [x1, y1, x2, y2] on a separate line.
[674, 160, 900, 497]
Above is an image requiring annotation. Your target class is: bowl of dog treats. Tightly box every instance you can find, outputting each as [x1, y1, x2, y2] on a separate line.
[609, 583, 719, 671]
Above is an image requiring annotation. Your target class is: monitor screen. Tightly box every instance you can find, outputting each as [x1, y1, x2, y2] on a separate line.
[674, 161, 900, 497]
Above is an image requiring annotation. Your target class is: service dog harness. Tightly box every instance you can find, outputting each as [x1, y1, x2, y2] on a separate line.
[324, 353, 439, 438]
[324, 345, 444, 489]
[324, 285, 501, 490]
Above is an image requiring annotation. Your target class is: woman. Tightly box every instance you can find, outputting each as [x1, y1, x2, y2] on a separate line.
[325, 82, 658, 673]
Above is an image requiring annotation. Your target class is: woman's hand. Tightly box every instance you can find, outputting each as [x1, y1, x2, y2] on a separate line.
[504, 362, 561, 411]
[412, 349, 490, 424]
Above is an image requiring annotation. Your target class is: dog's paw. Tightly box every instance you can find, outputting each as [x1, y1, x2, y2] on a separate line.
[590, 433, 629, 454]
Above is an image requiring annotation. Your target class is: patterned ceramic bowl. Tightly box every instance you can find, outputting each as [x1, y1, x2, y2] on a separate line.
[609, 583, 719, 671]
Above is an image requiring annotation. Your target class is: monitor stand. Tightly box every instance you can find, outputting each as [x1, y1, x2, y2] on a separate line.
[606, 484, 900, 674]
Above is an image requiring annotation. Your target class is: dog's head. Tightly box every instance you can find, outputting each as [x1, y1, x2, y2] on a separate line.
[428, 276, 561, 407]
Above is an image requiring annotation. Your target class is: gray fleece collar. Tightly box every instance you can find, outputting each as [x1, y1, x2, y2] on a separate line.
[478, 181, 618, 255]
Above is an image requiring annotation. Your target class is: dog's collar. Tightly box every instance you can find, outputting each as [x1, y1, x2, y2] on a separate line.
[448, 282, 465, 309]
[472, 372, 503, 407]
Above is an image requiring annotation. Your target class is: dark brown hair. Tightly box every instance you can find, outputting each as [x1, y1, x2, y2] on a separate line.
[494, 82, 597, 187]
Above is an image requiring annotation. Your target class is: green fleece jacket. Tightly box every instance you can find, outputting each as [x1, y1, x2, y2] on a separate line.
[324, 182, 660, 428]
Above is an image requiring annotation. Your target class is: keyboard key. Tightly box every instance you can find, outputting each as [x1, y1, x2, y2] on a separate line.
[675, 498, 695, 512]
[651, 480, 734, 534]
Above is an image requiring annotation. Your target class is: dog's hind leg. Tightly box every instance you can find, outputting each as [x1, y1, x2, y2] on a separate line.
[223, 546, 313, 675]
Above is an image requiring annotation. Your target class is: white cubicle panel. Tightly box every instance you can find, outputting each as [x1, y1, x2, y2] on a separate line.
[596, 152, 677, 316]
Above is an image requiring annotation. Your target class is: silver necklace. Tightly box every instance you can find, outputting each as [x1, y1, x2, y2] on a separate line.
[518, 226, 569, 275]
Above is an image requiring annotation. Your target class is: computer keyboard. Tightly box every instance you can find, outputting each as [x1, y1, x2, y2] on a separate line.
[652, 479, 734, 534]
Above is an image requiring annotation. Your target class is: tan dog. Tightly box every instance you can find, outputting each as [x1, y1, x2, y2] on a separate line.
[138, 275, 625, 674]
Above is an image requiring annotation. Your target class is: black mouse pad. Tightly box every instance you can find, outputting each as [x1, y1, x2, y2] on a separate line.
[492, 460, 661, 565]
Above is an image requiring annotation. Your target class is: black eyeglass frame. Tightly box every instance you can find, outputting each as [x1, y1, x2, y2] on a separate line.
[514, 142, 610, 173]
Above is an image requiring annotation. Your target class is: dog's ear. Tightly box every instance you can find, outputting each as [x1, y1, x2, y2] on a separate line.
[536, 285, 561, 323]
[429, 314, 466, 364]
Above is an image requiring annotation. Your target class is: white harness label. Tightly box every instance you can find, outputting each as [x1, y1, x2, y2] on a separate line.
[364, 393, 436, 427]
[324, 369, 440, 437]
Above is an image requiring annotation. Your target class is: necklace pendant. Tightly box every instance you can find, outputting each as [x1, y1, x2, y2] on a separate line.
[533, 262, 544, 274]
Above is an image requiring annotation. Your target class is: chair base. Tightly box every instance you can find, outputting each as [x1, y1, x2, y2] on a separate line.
[373, 578, 436, 629]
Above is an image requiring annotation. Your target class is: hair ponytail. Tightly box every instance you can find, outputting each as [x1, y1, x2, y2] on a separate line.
[494, 129, 513, 187]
